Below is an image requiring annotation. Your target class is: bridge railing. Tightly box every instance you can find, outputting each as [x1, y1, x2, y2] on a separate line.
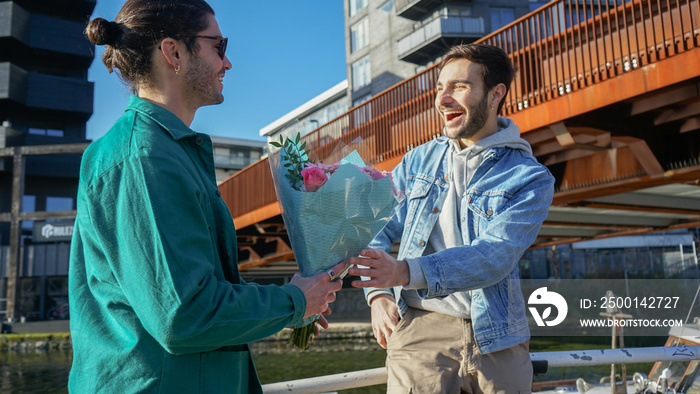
[221, 0, 700, 226]
[261, 345, 700, 393]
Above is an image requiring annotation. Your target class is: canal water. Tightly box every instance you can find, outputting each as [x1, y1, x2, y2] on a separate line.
[0, 350, 71, 393]
[0, 348, 655, 393]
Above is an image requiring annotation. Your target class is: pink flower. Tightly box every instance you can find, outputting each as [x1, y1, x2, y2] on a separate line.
[367, 167, 388, 180]
[315, 162, 340, 173]
[352, 165, 388, 181]
[301, 165, 328, 192]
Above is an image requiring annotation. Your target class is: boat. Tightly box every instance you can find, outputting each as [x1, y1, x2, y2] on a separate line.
[537, 318, 700, 393]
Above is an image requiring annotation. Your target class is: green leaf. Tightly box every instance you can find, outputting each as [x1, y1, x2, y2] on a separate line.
[270, 142, 281, 148]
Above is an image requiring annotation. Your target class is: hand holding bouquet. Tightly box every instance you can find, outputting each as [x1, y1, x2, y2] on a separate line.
[269, 134, 399, 349]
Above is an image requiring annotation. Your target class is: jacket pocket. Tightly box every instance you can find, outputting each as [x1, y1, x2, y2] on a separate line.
[466, 190, 511, 238]
[404, 176, 434, 228]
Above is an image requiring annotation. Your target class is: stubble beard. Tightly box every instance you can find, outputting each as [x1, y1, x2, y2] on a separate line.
[452, 93, 490, 140]
[183, 53, 224, 107]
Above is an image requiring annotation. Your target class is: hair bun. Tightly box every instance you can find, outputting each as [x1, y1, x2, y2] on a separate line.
[86, 17, 120, 46]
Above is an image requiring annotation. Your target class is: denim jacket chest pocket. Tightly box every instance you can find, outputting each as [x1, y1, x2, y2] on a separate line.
[465, 189, 512, 242]
[401, 175, 447, 255]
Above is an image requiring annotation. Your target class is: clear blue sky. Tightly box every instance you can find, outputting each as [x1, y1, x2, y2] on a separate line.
[86, 1, 347, 142]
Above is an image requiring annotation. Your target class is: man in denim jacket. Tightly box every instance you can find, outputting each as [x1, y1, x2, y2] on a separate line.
[349, 44, 555, 393]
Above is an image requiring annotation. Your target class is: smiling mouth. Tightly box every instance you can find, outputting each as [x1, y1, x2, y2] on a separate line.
[443, 109, 465, 122]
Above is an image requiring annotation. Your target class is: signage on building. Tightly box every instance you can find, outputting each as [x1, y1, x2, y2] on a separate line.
[33, 220, 75, 242]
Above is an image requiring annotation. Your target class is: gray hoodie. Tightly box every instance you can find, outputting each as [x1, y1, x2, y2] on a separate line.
[401, 117, 532, 318]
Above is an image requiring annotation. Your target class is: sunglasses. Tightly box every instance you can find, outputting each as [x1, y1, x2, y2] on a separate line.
[175, 34, 228, 59]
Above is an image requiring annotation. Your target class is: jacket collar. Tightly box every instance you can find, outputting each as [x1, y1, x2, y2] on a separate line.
[125, 95, 197, 141]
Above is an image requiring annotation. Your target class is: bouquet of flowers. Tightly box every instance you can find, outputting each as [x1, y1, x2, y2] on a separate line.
[268, 133, 399, 349]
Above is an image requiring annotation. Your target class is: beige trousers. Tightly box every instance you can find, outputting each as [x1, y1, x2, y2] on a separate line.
[386, 307, 533, 393]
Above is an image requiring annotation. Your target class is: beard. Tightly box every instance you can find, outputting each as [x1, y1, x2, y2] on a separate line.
[182, 53, 224, 107]
[452, 92, 490, 140]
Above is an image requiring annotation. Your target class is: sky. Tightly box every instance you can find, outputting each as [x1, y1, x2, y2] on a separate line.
[85, 1, 347, 142]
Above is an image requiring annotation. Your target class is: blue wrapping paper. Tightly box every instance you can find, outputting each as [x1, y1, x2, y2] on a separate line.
[271, 149, 398, 277]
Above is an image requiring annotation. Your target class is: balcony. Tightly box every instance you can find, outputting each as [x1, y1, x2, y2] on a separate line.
[9, 0, 96, 23]
[214, 155, 261, 171]
[0, 63, 94, 117]
[0, 2, 94, 61]
[395, 0, 449, 20]
[397, 14, 485, 64]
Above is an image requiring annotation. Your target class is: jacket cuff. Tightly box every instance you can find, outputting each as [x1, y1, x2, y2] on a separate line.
[415, 253, 448, 297]
[404, 258, 428, 290]
[281, 283, 307, 327]
[365, 288, 393, 306]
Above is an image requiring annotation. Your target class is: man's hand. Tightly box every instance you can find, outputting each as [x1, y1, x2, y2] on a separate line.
[289, 261, 345, 319]
[369, 294, 399, 349]
[348, 248, 409, 289]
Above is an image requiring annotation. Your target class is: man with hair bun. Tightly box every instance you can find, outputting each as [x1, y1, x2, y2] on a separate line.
[70, 1, 344, 392]
[348, 43, 555, 393]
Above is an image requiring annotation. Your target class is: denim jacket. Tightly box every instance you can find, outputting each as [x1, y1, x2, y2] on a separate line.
[366, 134, 554, 354]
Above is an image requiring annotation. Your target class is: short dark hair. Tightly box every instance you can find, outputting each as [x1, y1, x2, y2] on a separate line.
[438, 44, 514, 113]
[85, 0, 215, 92]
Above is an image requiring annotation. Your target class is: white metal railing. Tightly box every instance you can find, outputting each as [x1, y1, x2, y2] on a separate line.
[262, 345, 700, 393]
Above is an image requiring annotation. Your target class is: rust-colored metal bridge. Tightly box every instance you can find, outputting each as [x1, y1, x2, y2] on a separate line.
[221, 0, 700, 275]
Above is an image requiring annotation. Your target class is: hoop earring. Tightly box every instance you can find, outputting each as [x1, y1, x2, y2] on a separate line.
[174, 65, 180, 76]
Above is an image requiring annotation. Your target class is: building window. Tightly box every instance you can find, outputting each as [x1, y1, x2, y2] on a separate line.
[351, 17, 369, 53]
[491, 7, 515, 31]
[349, 0, 368, 17]
[28, 128, 64, 137]
[352, 94, 372, 107]
[378, 0, 394, 12]
[529, 1, 550, 12]
[530, 1, 549, 12]
[46, 197, 74, 212]
[352, 56, 371, 91]
[440, 6, 472, 17]
[22, 195, 36, 230]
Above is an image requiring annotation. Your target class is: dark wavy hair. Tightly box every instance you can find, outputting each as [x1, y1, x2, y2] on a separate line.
[85, 0, 215, 92]
[438, 44, 515, 113]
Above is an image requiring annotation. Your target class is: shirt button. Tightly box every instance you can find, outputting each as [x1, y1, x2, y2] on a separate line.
[195, 136, 204, 145]
[432, 207, 439, 213]
[418, 240, 425, 247]
[486, 209, 493, 216]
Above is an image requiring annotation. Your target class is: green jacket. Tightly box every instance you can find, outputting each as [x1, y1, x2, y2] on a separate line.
[69, 95, 306, 393]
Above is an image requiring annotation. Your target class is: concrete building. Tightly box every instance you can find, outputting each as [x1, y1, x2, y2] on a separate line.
[211, 135, 266, 184]
[0, 0, 96, 321]
[344, 0, 551, 106]
[262, 1, 556, 139]
[262, 1, 555, 141]
[259, 80, 349, 141]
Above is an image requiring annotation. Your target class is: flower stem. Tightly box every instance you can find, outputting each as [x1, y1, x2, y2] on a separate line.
[288, 316, 319, 350]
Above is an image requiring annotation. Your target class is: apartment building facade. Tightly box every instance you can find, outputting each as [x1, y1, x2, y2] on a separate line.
[345, 0, 551, 105]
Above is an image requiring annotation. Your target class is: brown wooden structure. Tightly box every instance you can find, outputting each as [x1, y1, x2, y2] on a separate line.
[221, 0, 700, 273]
[0, 143, 88, 321]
